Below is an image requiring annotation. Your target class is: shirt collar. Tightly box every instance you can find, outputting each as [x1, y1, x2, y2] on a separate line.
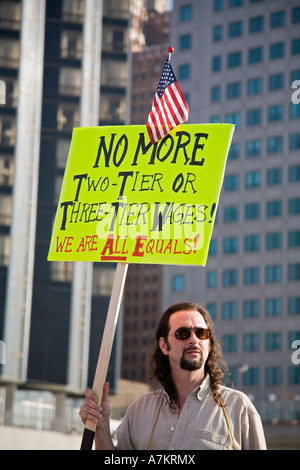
[162, 374, 211, 404]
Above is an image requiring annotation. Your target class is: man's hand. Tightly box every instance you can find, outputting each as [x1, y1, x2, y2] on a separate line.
[79, 381, 111, 428]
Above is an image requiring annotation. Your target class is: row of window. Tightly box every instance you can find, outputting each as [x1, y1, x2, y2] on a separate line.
[212, 9, 300, 42]
[206, 264, 300, 288]
[178, 41, 300, 79]
[212, 81, 300, 104]
[228, 138, 300, 159]
[232, 366, 300, 387]
[223, 331, 299, 352]
[209, 231, 300, 256]
[212, 104, 300, 135]
[205, 297, 300, 319]
[181, 2, 299, 20]
[212, 41, 300, 72]
[220, 198, 300, 223]
[224, 168, 299, 190]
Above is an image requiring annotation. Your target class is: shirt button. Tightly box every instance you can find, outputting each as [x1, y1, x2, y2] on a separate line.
[170, 426, 175, 431]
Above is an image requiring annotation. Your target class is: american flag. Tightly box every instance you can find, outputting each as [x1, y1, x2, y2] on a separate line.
[146, 59, 189, 144]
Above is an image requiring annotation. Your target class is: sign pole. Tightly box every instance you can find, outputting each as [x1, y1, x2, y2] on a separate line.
[80, 262, 128, 450]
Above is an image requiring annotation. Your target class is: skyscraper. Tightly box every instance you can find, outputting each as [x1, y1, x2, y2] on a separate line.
[162, 0, 300, 421]
[0, 0, 130, 430]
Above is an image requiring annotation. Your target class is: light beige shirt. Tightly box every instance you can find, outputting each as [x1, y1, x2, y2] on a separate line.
[116, 376, 266, 450]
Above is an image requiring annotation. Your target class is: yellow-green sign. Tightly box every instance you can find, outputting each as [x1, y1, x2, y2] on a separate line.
[48, 124, 234, 265]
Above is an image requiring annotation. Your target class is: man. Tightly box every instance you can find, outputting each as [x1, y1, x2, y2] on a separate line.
[79, 302, 266, 450]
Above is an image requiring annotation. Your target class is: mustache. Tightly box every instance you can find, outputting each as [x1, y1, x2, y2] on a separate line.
[183, 345, 202, 354]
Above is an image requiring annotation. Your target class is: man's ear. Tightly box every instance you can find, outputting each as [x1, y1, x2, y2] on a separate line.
[159, 337, 169, 356]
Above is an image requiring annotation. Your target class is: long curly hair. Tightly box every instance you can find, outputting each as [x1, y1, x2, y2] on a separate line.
[148, 302, 229, 408]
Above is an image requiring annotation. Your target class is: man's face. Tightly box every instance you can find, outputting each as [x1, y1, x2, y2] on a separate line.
[159, 310, 211, 373]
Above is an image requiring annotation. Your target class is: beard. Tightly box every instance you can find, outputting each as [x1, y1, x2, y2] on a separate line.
[180, 346, 204, 371]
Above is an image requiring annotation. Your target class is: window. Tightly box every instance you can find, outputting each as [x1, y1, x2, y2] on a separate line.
[245, 203, 260, 220]
[289, 367, 300, 385]
[290, 103, 300, 119]
[212, 56, 222, 71]
[214, 0, 223, 11]
[243, 333, 259, 351]
[292, 7, 300, 23]
[248, 47, 263, 63]
[249, 16, 264, 33]
[288, 297, 300, 315]
[227, 82, 241, 99]
[289, 198, 300, 215]
[228, 51, 242, 68]
[244, 235, 260, 252]
[266, 232, 281, 250]
[268, 105, 283, 122]
[207, 303, 217, 319]
[228, 142, 240, 159]
[289, 230, 300, 248]
[266, 265, 282, 283]
[290, 133, 300, 150]
[180, 34, 191, 50]
[223, 237, 238, 254]
[245, 171, 260, 188]
[209, 239, 218, 255]
[266, 367, 282, 385]
[270, 42, 285, 59]
[207, 271, 217, 288]
[292, 39, 300, 55]
[247, 109, 261, 125]
[180, 5, 192, 21]
[179, 64, 190, 79]
[288, 263, 300, 281]
[289, 166, 300, 182]
[267, 168, 282, 185]
[270, 11, 285, 28]
[244, 267, 259, 285]
[246, 139, 261, 157]
[248, 78, 262, 95]
[222, 335, 237, 352]
[228, 21, 243, 38]
[269, 73, 284, 91]
[267, 200, 282, 217]
[244, 300, 259, 317]
[224, 205, 239, 222]
[224, 174, 239, 191]
[243, 368, 259, 386]
[211, 86, 221, 102]
[266, 298, 282, 317]
[230, 0, 243, 7]
[213, 25, 222, 41]
[266, 332, 281, 350]
[226, 112, 241, 127]
[222, 301, 238, 319]
[223, 270, 238, 287]
[268, 136, 283, 154]
[172, 274, 185, 292]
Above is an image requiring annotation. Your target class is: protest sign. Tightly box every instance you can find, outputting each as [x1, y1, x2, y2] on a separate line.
[48, 124, 234, 266]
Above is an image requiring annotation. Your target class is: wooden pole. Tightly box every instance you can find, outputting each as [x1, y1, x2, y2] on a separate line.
[80, 263, 128, 450]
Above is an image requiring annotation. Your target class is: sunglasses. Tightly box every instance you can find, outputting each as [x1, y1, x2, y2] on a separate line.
[170, 327, 211, 341]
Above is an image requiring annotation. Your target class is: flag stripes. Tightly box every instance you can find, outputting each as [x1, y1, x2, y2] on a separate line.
[146, 59, 189, 144]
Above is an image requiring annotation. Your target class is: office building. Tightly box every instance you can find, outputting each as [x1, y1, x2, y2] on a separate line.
[0, 0, 130, 431]
[161, 0, 300, 421]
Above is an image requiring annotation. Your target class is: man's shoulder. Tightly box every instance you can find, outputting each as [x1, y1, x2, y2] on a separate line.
[218, 384, 257, 411]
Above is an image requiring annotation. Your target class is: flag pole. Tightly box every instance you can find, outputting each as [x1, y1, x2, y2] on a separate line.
[80, 262, 128, 450]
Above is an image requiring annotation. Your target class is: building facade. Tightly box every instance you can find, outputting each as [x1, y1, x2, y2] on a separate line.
[0, 0, 130, 431]
[162, 0, 300, 421]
